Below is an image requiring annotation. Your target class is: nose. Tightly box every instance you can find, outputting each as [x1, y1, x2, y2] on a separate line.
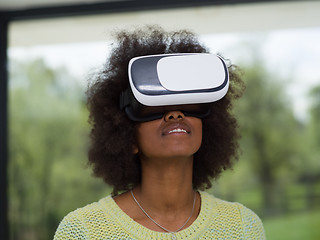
[164, 111, 185, 122]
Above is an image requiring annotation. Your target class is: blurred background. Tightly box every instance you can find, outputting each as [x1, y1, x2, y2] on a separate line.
[2, 0, 320, 239]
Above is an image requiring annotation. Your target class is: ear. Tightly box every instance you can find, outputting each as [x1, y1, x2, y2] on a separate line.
[132, 145, 139, 155]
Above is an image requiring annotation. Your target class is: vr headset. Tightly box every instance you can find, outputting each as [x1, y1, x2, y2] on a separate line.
[120, 53, 229, 122]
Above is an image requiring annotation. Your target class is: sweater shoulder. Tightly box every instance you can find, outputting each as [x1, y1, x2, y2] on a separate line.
[201, 191, 266, 239]
[61, 196, 110, 223]
[53, 196, 113, 239]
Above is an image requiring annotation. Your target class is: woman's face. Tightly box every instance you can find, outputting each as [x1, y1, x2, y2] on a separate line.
[135, 110, 202, 161]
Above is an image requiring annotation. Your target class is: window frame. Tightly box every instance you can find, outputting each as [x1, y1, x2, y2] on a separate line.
[0, 1, 294, 238]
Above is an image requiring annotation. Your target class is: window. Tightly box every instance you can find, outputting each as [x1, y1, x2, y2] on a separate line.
[5, 1, 320, 239]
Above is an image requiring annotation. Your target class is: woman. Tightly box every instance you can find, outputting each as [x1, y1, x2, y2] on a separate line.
[54, 26, 265, 239]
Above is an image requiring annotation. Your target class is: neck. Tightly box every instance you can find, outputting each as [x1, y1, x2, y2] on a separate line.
[121, 155, 201, 233]
[136, 155, 195, 213]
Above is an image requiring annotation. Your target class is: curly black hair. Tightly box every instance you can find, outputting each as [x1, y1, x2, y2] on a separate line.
[86, 26, 244, 196]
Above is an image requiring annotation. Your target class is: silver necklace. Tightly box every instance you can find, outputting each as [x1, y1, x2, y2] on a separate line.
[130, 190, 196, 240]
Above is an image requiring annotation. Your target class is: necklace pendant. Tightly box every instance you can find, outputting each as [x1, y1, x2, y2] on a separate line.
[171, 233, 177, 240]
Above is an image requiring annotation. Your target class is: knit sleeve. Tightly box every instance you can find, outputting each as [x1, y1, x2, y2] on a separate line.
[238, 203, 266, 239]
[53, 211, 89, 240]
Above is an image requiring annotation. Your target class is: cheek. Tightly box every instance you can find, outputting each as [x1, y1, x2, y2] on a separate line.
[135, 122, 160, 155]
[194, 121, 203, 150]
[136, 133, 162, 159]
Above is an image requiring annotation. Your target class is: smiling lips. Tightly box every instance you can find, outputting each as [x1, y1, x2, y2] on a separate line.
[168, 128, 188, 134]
[162, 123, 191, 136]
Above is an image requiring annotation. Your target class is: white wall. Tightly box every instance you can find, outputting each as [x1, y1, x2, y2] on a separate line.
[9, 1, 320, 46]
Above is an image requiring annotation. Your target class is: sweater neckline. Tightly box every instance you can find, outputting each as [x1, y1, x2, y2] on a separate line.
[101, 191, 214, 239]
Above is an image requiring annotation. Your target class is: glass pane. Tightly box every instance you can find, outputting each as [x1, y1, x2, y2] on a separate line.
[8, 38, 110, 240]
[8, 1, 320, 239]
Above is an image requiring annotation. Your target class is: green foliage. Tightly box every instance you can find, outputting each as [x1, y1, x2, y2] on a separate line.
[8, 59, 110, 240]
[305, 85, 320, 167]
[241, 61, 304, 201]
[213, 58, 308, 216]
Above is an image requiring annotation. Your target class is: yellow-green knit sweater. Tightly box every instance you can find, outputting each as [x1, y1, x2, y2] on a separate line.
[54, 191, 265, 239]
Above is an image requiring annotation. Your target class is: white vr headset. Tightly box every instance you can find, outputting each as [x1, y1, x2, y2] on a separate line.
[120, 53, 229, 121]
